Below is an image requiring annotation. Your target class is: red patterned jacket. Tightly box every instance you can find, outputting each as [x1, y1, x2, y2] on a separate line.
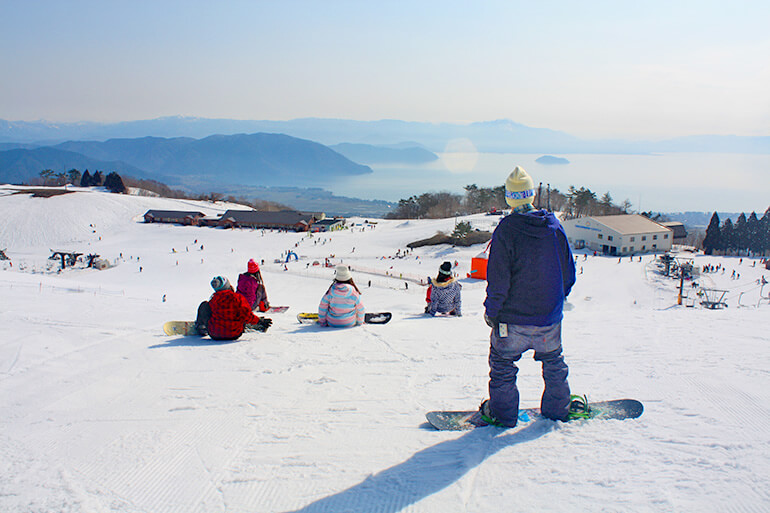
[207, 289, 260, 340]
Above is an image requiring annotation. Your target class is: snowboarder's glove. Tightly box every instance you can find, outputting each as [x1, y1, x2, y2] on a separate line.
[256, 318, 272, 332]
[484, 313, 495, 328]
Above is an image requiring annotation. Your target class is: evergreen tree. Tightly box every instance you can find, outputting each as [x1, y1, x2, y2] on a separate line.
[104, 172, 126, 193]
[734, 213, 749, 254]
[702, 212, 721, 255]
[620, 199, 633, 214]
[599, 192, 613, 214]
[452, 221, 473, 239]
[66, 168, 81, 185]
[747, 212, 761, 254]
[39, 169, 54, 185]
[80, 170, 92, 187]
[759, 207, 770, 254]
[721, 218, 734, 253]
[92, 170, 103, 185]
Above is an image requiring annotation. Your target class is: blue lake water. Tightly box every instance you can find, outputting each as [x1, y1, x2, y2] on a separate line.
[320, 152, 769, 214]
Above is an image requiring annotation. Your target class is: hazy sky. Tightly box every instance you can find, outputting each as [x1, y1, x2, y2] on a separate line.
[2, 0, 768, 139]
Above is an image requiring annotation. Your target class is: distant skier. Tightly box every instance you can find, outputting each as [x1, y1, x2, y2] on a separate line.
[236, 259, 270, 312]
[473, 166, 579, 428]
[318, 265, 365, 327]
[424, 261, 462, 316]
[194, 276, 272, 340]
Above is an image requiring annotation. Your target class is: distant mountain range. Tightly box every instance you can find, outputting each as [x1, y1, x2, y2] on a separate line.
[0, 133, 373, 188]
[2, 116, 768, 154]
[330, 143, 438, 164]
[0, 146, 149, 184]
[1, 116, 767, 217]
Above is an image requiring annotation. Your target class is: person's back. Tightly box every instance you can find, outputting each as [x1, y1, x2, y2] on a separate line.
[319, 282, 365, 327]
[475, 166, 577, 428]
[426, 278, 462, 316]
[236, 259, 269, 311]
[208, 288, 260, 340]
[484, 209, 574, 326]
[236, 273, 258, 306]
[319, 266, 365, 328]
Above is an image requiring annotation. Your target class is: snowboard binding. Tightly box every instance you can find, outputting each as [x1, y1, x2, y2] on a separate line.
[567, 394, 590, 420]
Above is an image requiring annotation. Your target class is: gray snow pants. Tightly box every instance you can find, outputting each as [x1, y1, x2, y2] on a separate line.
[488, 321, 570, 427]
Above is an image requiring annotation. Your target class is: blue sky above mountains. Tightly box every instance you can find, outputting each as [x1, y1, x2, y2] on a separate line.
[1, 1, 768, 140]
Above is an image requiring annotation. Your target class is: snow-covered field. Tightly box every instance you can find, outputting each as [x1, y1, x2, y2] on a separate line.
[1, 185, 768, 513]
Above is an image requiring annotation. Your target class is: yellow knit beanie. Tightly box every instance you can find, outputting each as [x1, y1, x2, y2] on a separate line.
[504, 166, 536, 208]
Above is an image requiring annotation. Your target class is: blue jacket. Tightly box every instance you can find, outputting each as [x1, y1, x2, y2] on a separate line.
[484, 209, 575, 327]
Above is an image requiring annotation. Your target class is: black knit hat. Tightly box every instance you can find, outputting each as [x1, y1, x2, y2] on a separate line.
[439, 262, 452, 275]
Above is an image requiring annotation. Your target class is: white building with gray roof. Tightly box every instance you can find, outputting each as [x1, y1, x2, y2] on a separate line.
[561, 214, 673, 255]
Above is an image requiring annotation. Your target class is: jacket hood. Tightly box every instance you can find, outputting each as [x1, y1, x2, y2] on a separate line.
[331, 282, 357, 296]
[508, 209, 560, 238]
[431, 277, 456, 288]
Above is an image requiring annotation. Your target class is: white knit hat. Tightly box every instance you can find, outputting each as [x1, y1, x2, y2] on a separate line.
[505, 166, 536, 208]
[335, 265, 352, 282]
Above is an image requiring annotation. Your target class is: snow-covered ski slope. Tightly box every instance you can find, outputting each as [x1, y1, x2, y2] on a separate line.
[1, 185, 768, 513]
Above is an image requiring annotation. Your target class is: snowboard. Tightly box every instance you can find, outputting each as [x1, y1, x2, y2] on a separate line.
[265, 306, 289, 313]
[426, 399, 643, 431]
[162, 321, 266, 336]
[296, 312, 393, 325]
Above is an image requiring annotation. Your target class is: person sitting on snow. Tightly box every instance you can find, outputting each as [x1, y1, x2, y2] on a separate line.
[318, 265, 365, 327]
[236, 259, 270, 312]
[195, 276, 272, 339]
[425, 261, 462, 316]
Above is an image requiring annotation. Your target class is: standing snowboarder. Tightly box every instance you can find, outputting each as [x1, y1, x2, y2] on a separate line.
[474, 166, 578, 427]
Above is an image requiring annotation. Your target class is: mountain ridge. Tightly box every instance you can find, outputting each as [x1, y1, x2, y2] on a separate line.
[0, 132, 372, 188]
[2, 117, 767, 154]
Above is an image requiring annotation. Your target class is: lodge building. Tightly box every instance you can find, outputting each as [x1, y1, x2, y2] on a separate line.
[561, 214, 673, 255]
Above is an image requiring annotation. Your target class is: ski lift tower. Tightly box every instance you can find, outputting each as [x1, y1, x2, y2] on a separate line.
[675, 257, 695, 305]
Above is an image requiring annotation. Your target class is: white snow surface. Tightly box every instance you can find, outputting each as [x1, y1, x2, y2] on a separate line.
[1, 185, 768, 513]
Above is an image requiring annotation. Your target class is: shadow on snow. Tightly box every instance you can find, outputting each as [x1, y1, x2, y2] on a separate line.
[148, 337, 241, 348]
[283, 419, 556, 513]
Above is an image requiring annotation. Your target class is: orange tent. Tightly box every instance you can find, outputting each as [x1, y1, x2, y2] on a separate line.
[469, 242, 491, 280]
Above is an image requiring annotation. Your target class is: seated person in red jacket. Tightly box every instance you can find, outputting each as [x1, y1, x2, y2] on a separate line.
[236, 259, 270, 312]
[195, 276, 271, 339]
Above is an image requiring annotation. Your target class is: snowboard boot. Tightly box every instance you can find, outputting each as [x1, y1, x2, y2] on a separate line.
[195, 322, 208, 336]
[470, 399, 505, 427]
[567, 394, 590, 420]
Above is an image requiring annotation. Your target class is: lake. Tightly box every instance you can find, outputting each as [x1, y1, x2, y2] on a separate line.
[319, 152, 769, 214]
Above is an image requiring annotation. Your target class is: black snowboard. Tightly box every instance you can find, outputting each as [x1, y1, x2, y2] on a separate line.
[426, 399, 644, 431]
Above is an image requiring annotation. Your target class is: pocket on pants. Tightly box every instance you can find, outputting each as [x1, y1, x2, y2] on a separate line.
[491, 326, 530, 356]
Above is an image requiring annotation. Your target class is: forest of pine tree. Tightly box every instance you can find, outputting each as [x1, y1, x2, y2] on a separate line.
[702, 209, 770, 256]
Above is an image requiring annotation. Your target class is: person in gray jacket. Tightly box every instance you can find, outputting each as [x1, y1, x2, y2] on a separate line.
[425, 261, 462, 316]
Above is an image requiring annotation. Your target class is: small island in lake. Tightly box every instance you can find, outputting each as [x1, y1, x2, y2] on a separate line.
[535, 155, 570, 165]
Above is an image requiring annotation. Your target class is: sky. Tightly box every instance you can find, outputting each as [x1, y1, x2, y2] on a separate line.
[1, 0, 769, 140]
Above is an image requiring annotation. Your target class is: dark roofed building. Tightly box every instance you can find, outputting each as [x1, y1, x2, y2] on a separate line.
[312, 218, 345, 232]
[661, 222, 688, 240]
[219, 210, 319, 232]
[143, 210, 206, 225]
